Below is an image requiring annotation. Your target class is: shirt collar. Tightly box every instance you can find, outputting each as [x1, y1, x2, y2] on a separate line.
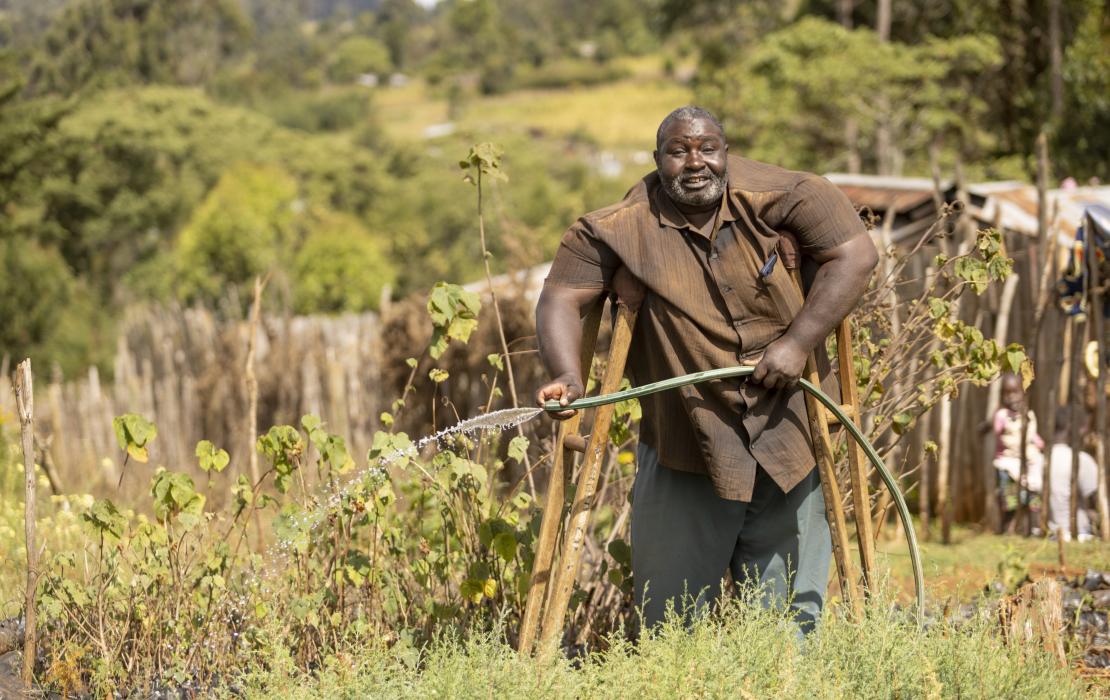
[653, 177, 737, 238]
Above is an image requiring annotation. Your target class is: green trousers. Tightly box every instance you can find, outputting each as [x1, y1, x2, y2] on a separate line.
[630, 443, 831, 633]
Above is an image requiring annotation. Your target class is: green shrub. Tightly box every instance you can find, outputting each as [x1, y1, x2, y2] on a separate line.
[292, 212, 396, 313]
[175, 162, 299, 305]
[260, 89, 374, 133]
[327, 36, 392, 84]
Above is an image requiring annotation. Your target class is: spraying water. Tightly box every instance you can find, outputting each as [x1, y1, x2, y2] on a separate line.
[247, 406, 546, 588]
[423, 406, 542, 438]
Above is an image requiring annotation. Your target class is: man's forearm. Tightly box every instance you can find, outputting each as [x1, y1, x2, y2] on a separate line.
[536, 285, 602, 389]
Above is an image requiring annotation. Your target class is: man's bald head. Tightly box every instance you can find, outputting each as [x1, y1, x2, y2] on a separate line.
[656, 106, 725, 150]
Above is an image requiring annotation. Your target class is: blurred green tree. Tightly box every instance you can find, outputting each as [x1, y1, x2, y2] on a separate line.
[1055, 1, 1109, 179]
[697, 17, 1002, 175]
[28, 0, 252, 95]
[327, 36, 392, 83]
[293, 212, 396, 313]
[175, 163, 299, 305]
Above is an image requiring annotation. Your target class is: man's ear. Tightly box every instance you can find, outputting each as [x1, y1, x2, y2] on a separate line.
[652, 150, 659, 168]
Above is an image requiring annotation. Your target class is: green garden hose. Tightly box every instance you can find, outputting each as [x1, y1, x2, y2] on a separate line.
[544, 365, 926, 619]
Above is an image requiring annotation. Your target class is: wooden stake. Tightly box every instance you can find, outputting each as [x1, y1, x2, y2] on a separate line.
[1069, 317, 1084, 539]
[836, 321, 876, 591]
[785, 270, 861, 614]
[1089, 247, 1110, 539]
[13, 360, 38, 687]
[518, 298, 604, 655]
[538, 303, 637, 650]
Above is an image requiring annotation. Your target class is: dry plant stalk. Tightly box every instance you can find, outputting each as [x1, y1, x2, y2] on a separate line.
[14, 359, 38, 686]
[474, 166, 536, 497]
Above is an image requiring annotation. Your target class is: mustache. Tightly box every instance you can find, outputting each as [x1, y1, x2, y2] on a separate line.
[680, 169, 713, 181]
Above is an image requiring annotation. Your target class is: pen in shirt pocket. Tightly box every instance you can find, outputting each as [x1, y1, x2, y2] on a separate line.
[759, 251, 779, 279]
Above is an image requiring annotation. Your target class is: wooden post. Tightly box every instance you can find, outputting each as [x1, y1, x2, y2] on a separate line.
[836, 321, 876, 591]
[538, 303, 637, 650]
[518, 299, 604, 655]
[1069, 317, 1084, 539]
[13, 360, 38, 686]
[781, 268, 862, 614]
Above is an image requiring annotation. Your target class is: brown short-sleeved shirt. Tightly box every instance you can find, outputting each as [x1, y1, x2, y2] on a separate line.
[544, 154, 868, 501]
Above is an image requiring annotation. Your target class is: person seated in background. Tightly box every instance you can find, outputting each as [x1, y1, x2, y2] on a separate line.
[1034, 406, 1098, 542]
[992, 373, 1044, 533]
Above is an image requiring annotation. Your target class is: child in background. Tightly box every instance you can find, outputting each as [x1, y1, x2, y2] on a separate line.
[993, 373, 1045, 533]
[1035, 406, 1098, 541]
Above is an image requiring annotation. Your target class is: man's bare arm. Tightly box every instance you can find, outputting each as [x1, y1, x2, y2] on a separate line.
[750, 235, 879, 389]
[535, 284, 606, 416]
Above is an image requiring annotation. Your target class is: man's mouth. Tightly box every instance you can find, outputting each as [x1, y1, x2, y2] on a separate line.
[682, 174, 710, 188]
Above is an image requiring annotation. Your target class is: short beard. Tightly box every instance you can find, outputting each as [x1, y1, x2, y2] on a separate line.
[661, 166, 728, 208]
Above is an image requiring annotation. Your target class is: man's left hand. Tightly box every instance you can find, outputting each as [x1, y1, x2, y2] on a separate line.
[743, 336, 808, 389]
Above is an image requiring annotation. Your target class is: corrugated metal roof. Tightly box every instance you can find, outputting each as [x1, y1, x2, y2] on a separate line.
[825, 173, 945, 216]
[969, 184, 1110, 246]
[825, 172, 1110, 249]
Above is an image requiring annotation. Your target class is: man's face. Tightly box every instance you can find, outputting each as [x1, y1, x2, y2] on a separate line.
[654, 117, 728, 209]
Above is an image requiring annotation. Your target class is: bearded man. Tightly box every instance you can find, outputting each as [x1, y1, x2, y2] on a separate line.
[534, 106, 878, 631]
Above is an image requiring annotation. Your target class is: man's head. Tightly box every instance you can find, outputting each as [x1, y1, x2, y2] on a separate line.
[654, 106, 728, 210]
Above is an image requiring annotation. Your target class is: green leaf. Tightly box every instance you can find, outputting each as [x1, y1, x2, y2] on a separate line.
[487, 353, 504, 370]
[150, 469, 205, 528]
[507, 436, 529, 463]
[195, 440, 229, 473]
[928, 298, 949, 320]
[429, 368, 449, 383]
[112, 413, 157, 463]
[607, 539, 632, 567]
[460, 578, 485, 603]
[81, 498, 128, 540]
[493, 532, 518, 561]
[426, 282, 482, 359]
[891, 412, 914, 435]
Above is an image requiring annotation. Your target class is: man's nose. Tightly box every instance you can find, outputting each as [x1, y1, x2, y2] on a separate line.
[685, 150, 705, 170]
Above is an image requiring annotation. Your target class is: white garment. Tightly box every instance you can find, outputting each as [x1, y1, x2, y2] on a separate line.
[1039, 443, 1098, 537]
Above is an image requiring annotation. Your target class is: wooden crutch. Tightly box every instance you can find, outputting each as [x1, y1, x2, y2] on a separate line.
[518, 297, 605, 655]
[778, 233, 875, 613]
[535, 299, 638, 650]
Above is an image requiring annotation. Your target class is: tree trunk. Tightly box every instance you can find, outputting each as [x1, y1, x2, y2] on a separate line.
[1049, 0, 1064, 123]
[873, 0, 893, 175]
[876, 0, 891, 42]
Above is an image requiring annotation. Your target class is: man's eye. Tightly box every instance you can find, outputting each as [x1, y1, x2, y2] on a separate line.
[702, 145, 717, 153]
[671, 150, 686, 156]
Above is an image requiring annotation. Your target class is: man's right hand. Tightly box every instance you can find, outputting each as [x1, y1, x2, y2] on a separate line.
[535, 374, 583, 420]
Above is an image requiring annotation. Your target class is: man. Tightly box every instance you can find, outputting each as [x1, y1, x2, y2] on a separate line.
[535, 106, 878, 631]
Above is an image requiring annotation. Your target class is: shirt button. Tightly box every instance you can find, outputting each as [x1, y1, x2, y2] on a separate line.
[733, 319, 743, 328]
[721, 285, 732, 293]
